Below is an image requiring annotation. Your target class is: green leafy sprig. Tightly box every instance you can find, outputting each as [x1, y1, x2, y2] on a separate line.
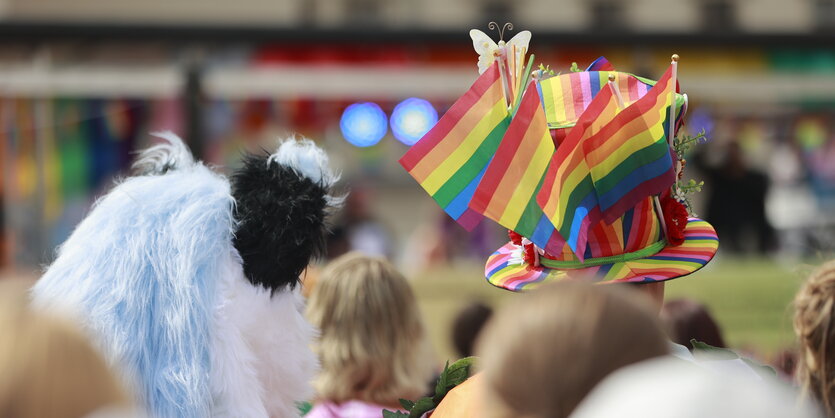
[672, 128, 708, 160]
[383, 357, 476, 418]
[671, 129, 709, 216]
[536, 64, 556, 80]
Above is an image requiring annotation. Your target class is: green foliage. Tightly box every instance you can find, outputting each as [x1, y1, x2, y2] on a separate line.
[569, 62, 581, 72]
[536, 64, 555, 78]
[383, 357, 476, 418]
[673, 128, 708, 159]
[672, 128, 709, 216]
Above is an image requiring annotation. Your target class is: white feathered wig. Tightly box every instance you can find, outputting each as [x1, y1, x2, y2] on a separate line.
[32, 133, 340, 417]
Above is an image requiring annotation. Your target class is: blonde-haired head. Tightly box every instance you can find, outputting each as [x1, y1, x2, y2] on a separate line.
[0, 278, 133, 418]
[306, 252, 434, 406]
[794, 260, 835, 417]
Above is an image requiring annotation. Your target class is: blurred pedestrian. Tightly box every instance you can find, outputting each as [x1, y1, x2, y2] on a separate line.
[306, 253, 435, 418]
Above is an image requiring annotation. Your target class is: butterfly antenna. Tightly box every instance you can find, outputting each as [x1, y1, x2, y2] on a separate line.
[502, 22, 514, 40]
[487, 21, 514, 41]
[487, 21, 501, 40]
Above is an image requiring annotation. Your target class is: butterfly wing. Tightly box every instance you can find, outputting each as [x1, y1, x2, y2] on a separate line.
[469, 29, 498, 74]
[506, 30, 532, 51]
[505, 30, 532, 65]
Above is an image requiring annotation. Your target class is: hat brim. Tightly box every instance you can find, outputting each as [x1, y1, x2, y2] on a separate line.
[485, 218, 719, 291]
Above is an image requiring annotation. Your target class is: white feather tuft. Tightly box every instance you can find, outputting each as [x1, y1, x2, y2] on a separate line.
[132, 131, 195, 175]
[267, 138, 339, 189]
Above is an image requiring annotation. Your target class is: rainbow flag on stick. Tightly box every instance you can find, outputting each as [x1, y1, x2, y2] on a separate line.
[400, 63, 510, 230]
[583, 64, 677, 224]
[469, 82, 563, 254]
[536, 83, 622, 260]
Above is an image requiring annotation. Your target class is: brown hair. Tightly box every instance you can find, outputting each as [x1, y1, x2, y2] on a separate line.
[794, 260, 835, 417]
[661, 298, 726, 349]
[306, 253, 434, 406]
[0, 278, 132, 418]
[477, 281, 670, 418]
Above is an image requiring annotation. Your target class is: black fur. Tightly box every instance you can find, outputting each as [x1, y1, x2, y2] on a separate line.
[231, 153, 331, 293]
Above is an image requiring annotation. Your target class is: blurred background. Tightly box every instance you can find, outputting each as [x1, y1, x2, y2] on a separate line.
[1, 0, 833, 373]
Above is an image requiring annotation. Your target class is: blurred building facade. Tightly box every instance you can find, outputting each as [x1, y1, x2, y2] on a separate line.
[1, 0, 829, 33]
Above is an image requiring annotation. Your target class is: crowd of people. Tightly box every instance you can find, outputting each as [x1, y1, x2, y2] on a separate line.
[4, 252, 835, 417]
[0, 134, 833, 418]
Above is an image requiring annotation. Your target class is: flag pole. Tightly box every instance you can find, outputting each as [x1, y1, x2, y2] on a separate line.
[668, 54, 682, 198]
[607, 73, 625, 109]
[668, 54, 679, 148]
[659, 54, 680, 243]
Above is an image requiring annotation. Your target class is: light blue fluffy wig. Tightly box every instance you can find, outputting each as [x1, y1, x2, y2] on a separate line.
[30, 136, 249, 418]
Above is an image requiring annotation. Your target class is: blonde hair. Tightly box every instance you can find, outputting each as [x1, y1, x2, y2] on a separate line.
[477, 281, 669, 418]
[306, 253, 434, 405]
[0, 278, 132, 418]
[794, 260, 835, 417]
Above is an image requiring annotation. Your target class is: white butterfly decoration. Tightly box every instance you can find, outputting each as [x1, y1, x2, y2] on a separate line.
[469, 28, 531, 74]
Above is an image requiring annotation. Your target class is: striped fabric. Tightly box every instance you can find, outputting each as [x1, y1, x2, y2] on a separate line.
[537, 71, 651, 130]
[468, 82, 563, 254]
[586, 56, 614, 72]
[485, 218, 719, 291]
[527, 197, 660, 265]
[584, 64, 677, 223]
[536, 84, 621, 260]
[400, 62, 510, 230]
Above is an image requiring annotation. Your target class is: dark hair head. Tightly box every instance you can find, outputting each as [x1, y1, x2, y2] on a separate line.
[452, 302, 493, 357]
[661, 298, 726, 349]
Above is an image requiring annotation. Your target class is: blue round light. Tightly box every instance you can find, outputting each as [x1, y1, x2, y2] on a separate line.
[340, 102, 388, 147]
[390, 98, 439, 146]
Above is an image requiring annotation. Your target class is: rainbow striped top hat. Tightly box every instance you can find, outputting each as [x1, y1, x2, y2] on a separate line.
[400, 25, 718, 291]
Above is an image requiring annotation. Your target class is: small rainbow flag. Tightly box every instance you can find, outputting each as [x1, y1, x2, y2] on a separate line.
[536, 83, 622, 259]
[468, 82, 563, 254]
[400, 63, 510, 230]
[537, 71, 652, 130]
[583, 64, 677, 223]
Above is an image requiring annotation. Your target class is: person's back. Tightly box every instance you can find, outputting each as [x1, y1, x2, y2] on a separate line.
[305, 253, 435, 418]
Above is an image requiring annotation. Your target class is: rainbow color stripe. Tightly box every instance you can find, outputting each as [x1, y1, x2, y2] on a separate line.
[537, 71, 651, 130]
[485, 218, 719, 291]
[583, 64, 677, 223]
[536, 84, 621, 259]
[468, 83, 563, 254]
[400, 63, 510, 230]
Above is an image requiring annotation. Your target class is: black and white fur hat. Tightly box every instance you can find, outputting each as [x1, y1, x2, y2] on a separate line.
[231, 140, 341, 293]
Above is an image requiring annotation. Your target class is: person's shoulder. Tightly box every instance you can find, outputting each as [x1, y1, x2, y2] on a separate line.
[307, 400, 399, 418]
